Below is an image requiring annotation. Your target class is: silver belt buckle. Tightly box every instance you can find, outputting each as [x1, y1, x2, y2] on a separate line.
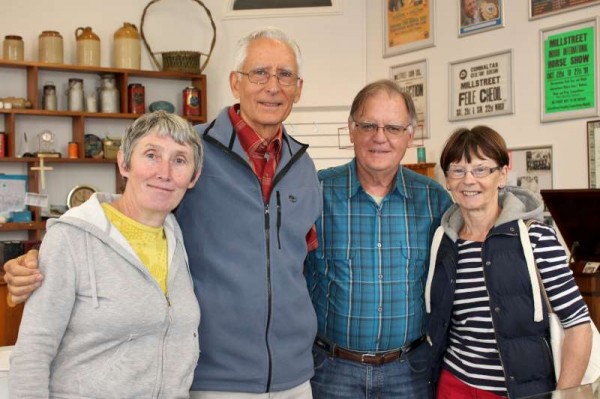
[360, 353, 377, 363]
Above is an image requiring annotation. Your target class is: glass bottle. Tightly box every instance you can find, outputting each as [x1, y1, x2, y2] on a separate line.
[98, 73, 119, 113]
[67, 78, 84, 111]
[42, 82, 57, 111]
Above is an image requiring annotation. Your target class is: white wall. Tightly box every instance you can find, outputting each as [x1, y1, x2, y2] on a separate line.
[3, 0, 598, 241]
[0, 0, 366, 239]
[366, 1, 600, 188]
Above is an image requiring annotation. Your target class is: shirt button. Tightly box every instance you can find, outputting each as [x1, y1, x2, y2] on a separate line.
[378, 274, 383, 280]
[378, 307, 383, 313]
[494, 307, 501, 313]
[377, 242, 382, 248]
[485, 261, 491, 266]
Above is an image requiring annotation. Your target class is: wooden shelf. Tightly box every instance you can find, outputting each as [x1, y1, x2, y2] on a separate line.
[0, 222, 46, 231]
[1, 60, 208, 238]
[0, 157, 116, 164]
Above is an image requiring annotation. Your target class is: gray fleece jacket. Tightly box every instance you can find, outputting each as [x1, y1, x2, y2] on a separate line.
[9, 193, 200, 399]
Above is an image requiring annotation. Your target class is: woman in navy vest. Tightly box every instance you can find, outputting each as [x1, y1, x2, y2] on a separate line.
[426, 126, 592, 398]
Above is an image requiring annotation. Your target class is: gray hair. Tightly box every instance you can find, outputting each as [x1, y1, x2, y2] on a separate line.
[233, 26, 303, 78]
[120, 111, 203, 178]
[349, 79, 418, 128]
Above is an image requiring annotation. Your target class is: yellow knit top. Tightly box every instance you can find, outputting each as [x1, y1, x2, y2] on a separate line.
[101, 203, 168, 294]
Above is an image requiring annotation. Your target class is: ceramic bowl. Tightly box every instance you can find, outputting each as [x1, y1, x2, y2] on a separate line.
[149, 101, 175, 113]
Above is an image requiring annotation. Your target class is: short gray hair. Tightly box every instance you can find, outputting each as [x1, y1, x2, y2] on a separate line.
[120, 111, 203, 178]
[349, 79, 418, 128]
[233, 26, 303, 78]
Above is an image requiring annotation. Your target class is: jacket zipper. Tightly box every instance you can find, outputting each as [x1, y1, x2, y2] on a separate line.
[154, 293, 172, 398]
[204, 127, 309, 392]
[481, 243, 511, 397]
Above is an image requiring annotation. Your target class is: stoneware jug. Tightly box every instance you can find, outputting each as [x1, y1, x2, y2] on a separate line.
[113, 22, 140, 69]
[38, 30, 63, 63]
[75, 26, 101, 66]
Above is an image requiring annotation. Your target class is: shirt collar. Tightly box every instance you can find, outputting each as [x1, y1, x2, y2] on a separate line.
[348, 160, 410, 200]
[228, 103, 283, 156]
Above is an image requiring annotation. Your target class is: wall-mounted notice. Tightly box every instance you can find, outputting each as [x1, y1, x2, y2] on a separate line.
[449, 49, 513, 121]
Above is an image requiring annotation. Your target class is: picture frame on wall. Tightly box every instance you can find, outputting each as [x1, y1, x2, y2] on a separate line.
[224, 0, 342, 19]
[587, 120, 600, 188]
[540, 17, 599, 122]
[448, 49, 514, 121]
[459, 0, 504, 37]
[529, 0, 600, 20]
[383, 0, 434, 57]
[507, 145, 553, 216]
[390, 59, 429, 139]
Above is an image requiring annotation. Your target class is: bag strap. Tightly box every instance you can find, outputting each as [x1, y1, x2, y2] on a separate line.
[518, 219, 546, 322]
[425, 225, 445, 314]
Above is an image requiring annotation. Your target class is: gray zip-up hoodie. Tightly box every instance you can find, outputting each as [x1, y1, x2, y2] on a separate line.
[10, 193, 200, 399]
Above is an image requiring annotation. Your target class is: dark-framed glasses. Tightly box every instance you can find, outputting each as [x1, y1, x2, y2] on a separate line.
[352, 121, 414, 136]
[237, 69, 300, 86]
[446, 165, 502, 179]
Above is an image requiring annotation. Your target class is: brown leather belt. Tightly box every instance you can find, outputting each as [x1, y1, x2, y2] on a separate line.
[314, 335, 426, 366]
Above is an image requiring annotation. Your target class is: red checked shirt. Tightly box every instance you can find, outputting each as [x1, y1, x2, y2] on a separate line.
[228, 104, 318, 251]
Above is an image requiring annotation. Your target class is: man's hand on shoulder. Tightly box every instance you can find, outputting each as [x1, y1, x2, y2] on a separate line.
[3, 249, 43, 306]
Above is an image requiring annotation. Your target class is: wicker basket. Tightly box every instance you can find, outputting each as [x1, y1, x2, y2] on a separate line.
[161, 51, 201, 73]
[140, 0, 216, 73]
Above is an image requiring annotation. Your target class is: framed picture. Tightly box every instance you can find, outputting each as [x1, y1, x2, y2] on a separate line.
[540, 17, 599, 122]
[390, 59, 429, 139]
[588, 120, 600, 188]
[223, 0, 342, 19]
[529, 0, 600, 20]
[459, 0, 504, 37]
[448, 49, 514, 121]
[383, 0, 434, 57]
[507, 145, 553, 214]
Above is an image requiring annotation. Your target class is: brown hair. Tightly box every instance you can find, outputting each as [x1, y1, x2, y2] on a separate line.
[349, 79, 417, 127]
[440, 125, 509, 174]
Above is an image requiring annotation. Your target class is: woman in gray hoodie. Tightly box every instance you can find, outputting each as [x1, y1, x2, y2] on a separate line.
[10, 111, 202, 398]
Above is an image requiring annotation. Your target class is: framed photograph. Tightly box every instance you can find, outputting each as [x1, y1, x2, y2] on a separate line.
[459, 0, 504, 37]
[390, 59, 429, 139]
[507, 145, 553, 214]
[448, 49, 514, 121]
[223, 0, 342, 19]
[383, 0, 434, 57]
[588, 120, 600, 188]
[540, 17, 599, 122]
[529, 0, 600, 20]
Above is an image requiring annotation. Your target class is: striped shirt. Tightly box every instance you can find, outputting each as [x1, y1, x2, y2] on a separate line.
[306, 161, 452, 351]
[444, 222, 591, 396]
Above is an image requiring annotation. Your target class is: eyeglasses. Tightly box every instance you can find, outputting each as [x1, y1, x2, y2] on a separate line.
[352, 121, 414, 136]
[446, 165, 502, 179]
[237, 69, 300, 86]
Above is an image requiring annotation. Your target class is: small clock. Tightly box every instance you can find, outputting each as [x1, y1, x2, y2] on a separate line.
[37, 129, 58, 155]
[67, 185, 97, 209]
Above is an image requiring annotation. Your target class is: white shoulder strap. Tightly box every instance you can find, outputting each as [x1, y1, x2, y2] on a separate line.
[518, 219, 544, 322]
[425, 225, 445, 314]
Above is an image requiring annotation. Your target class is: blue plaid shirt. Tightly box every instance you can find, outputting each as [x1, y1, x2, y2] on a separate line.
[306, 160, 452, 352]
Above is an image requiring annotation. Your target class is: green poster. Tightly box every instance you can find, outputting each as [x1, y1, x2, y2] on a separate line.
[544, 26, 595, 114]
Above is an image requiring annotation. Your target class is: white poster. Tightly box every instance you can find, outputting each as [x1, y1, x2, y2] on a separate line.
[449, 49, 514, 121]
[390, 59, 429, 139]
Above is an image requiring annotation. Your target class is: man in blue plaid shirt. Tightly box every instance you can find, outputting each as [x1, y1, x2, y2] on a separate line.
[306, 79, 452, 398]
